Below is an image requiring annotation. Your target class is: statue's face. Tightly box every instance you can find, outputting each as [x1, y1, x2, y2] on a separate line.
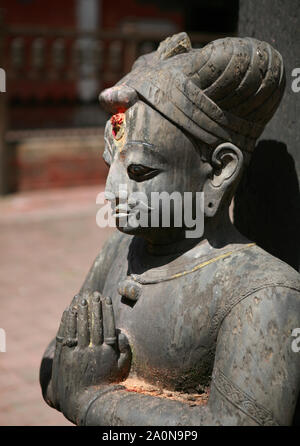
[103, 101, 210, 240]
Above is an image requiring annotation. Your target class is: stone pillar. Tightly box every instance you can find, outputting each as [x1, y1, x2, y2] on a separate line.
[235, 0, 300, 270]
[76, 0, 100, 102]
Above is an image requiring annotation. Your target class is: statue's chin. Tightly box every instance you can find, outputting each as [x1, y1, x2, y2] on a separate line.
[116, 224, 149, 236]
[114, 214, 189, 239]
[115, 213, 153, 236]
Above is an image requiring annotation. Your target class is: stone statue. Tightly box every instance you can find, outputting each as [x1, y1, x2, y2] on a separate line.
[40, 33, 300, 426]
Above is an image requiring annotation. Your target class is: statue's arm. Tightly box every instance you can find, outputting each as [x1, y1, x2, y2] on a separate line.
[39, 337, 56, 408]
[78, 286, 300, 426]
[208, 285, 300, 425]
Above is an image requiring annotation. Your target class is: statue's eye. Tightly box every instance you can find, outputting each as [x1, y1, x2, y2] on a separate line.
[128, 164, 151, 177]
[127, 164, 159, 182]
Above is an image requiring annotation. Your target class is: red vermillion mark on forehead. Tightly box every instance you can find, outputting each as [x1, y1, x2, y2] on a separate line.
[111, 113, 125, 138]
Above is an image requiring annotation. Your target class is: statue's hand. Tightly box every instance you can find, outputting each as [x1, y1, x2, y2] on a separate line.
[51, 292, 131, 423]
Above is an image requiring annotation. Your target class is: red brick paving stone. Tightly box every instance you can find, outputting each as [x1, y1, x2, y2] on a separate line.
[0, 185, 115, 425]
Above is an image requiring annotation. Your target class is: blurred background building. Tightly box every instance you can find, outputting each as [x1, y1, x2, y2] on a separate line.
[0, 0, 238, 192]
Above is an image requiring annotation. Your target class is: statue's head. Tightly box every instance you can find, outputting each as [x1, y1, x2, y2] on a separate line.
[99, 33, 285, 241]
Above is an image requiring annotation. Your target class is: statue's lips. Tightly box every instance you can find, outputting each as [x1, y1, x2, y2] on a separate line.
[113, 204, 132, 219]
[113, 211, 130, 218]
[112, 201, 151, 219]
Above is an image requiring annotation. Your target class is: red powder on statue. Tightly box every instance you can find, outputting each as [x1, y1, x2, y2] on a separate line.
[111, 113, 125, 138]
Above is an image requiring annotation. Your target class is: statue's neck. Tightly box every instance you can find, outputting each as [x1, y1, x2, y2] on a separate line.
[143, 208, 248, 257]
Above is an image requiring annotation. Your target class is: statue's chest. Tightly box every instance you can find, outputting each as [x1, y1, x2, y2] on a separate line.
[102, 249, 224, 390]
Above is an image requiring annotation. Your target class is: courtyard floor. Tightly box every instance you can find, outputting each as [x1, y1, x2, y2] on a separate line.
[0, 185, 114, 425]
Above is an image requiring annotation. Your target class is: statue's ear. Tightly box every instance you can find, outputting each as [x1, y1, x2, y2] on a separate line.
[203, 143, 244, 217]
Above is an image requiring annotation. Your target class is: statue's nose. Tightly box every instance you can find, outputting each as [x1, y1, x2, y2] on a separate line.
[104, 160, 129, 203]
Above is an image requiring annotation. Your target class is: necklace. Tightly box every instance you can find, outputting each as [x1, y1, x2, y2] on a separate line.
[118, 242, 256, 301]
[130, 242, 256, 284]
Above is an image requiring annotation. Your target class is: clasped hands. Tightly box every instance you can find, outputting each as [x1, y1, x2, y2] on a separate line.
[49, 291, 131, 423]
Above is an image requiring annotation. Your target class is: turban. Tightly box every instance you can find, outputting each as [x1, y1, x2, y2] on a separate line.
[100, 32, 285, 154]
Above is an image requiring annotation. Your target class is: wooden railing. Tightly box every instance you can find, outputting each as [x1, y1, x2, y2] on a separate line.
[4, 26, 229, 88]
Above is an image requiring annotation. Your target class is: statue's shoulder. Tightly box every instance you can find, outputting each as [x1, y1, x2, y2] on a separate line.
[90, 230, 131, 270]
[221, 244, 300, 301]
[209, 244, 300, 337]
[80, 231, 132, 293]
[248, 246, 300, 314]
[100, 230, 131, 259]
[235, 244, 300, 290]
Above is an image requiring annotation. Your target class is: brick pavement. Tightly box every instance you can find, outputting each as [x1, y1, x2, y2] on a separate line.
[0, 185, 114, 425]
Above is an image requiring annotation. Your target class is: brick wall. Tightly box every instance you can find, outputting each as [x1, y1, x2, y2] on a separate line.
[7, 129, 108, 191]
